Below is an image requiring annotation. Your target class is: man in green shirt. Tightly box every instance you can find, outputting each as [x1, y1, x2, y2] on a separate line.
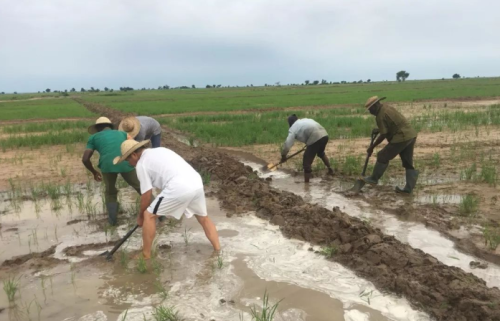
[363, 96, 419, 194]
[82, 117, 141, 225]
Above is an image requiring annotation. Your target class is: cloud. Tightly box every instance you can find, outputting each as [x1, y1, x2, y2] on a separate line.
[1, 0, 499, 92]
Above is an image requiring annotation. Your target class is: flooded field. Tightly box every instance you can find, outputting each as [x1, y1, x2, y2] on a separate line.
[2, 92, 500, 321]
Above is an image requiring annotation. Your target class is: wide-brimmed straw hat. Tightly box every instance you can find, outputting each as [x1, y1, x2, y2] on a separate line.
[113, 140, 150, 165]
[88, 117, 113, 134]
[118, 117, 141, 138]
[365, 96, 386, 109]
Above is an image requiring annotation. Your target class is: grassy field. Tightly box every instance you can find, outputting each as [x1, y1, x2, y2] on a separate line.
[80, 78, 500, 115]
[0, 98, 94, 121]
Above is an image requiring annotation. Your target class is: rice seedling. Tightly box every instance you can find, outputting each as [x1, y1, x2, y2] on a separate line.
[480, 161, 497, 186]
[483, 226, 500, 250]
[3, 276, 20, 302]
[54, 225, 59, 242]
[250, 290, 282, 321]
[460, 163, 477, 181]
[120, 249, 129, 269]
[183, 227, 191, 246]
[152, 305, 183, 321]
[137, 255, 148, 274]
[71, 269, 77, 290]
[216, 254, 224, 269]
[40, 276, 47, 303]
[34, 296, 42, 321]
[458, 194, 479, 217]
[154, 279, 169, 301]
[432, 153, 441, 167]
[121, 309, 129, 321]
[320, 245, 337, 258]
[341, 155, 362, 176]
[76, 192, 84, 212]
[359, 289, 374, 305]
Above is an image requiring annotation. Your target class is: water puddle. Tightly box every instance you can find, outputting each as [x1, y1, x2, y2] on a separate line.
[1, 194, 429, 320]
[242, 160, 500, 288]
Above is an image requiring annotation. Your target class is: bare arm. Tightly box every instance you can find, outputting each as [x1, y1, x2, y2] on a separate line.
[137, 189, 153, 227]
[82, 149, 102, 181]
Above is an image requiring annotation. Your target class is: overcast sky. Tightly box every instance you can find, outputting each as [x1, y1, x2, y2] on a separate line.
[1, 0, 499, 92]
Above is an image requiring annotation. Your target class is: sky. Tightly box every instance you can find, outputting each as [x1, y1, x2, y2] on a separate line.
[1, 0, 499, 93]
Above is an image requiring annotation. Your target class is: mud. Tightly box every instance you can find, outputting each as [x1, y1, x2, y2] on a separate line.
[0, 245, 61, 270]
[80, 100, 500, 320]
[62, 241, 116, 257]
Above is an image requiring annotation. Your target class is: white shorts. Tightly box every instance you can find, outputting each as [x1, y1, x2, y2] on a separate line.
[147, 188, 208, 220]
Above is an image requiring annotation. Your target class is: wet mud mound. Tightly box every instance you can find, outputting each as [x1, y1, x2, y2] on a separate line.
[84, 100, 500, 321]
[1, 246, 61, 271]
[63, 241, 115, 257]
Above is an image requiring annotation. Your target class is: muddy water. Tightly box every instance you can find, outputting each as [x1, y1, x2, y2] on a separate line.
[241, 160, 500, 288]
[1, 192, 429, 320]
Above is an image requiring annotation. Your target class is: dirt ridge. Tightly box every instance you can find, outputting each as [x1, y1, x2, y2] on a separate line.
[77, 99, 500, 321]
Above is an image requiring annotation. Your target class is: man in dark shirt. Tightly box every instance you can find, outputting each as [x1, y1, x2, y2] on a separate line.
[82, 117, 141, 225]
[363, 96, 419, 194]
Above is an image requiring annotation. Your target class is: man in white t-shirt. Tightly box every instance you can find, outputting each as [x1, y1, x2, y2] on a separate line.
[113, 140, 221, 259]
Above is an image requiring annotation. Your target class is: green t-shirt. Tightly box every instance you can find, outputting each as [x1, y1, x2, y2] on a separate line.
[376, 105, 417, 143]
[86, 129, 134, 173]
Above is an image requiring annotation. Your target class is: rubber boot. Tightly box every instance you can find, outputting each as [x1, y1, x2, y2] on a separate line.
[106, 202, 119, 226]
[320, 155, 334, 176]
[304, 172, 312, 183]
[395, 169, 419, 194]
[362, 162, 388, 185]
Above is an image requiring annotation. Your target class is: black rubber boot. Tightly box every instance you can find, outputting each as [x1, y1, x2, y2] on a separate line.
[395, 169, 419, 194]
[362, 162, 388, 185]
[106, 202, 119, 226]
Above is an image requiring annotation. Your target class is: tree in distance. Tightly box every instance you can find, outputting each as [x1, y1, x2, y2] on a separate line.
[453, 73, 461, 79]
[396, 70, 410, 82]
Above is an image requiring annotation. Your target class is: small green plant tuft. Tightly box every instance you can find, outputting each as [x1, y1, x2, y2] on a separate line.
[459, 194, 479, 217]
[137, 255, 148, 274]
[320, 245, 337, 258]
[250, 290, 282, 321]
[152, 305, 183, 321]
[3, 276, 20, 302]
[483, 226, 500, 251]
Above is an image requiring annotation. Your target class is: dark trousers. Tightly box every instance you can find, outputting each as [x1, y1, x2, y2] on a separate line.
[102, 170, 141, 203]
[377, 138, 416, 170]
[303, 136, 329, 173]
[150, 133, 161, 148]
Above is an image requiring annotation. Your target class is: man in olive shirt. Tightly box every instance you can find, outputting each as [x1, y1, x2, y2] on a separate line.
[82, 117, 141, 225]
[363, 96, 419, 194]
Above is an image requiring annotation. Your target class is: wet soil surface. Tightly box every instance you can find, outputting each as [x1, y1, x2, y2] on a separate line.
[60, 100, 500, 320]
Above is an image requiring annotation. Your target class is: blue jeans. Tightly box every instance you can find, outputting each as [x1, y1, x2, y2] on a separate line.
[150, 133, 161, 148]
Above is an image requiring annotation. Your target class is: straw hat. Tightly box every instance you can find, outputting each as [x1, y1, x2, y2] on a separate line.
[88, 117, 113, 134]
[365, 96, 386, 109]
[113, 140, 150, 165]
[118, 117, 141, 138]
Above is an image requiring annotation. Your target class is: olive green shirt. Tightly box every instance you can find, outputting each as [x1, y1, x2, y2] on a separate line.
[376, 105, 417, 143]
[86, 128, 134, 173]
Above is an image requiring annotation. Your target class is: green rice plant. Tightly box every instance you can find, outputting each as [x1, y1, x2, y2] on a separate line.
[460, 163, 477, 181]
[152, 305, 183, 321]
[3, 276, 20, 302]
[458, 194, 479, 217]
[341, 155, 362, 175]
[54, 225, 59, 242]
[137, 255, 148, 274]
[250, 290, 281, 321]
[154, 280, 169, 301]
[183, 227, 191, 246]
[216, 254, 224, 269]
[40, 275, 47, 303]
[359, 289, 374, 305]
[480, 161, 497, 186]
[121, 309, 129, 321]
[320, 245, 337, 258]
[76, 192, 84, 212]
[432, 153, 441, 167]
[483, 226, 500, 250]
[34, 296, 42, 321]
[0, 129, 88, 150]
[120, 249, 129, 269]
